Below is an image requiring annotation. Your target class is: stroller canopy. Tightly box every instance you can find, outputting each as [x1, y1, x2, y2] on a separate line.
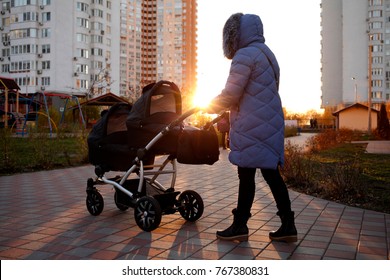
[127, 80, 182, 126]
[88, 102, 132, 145]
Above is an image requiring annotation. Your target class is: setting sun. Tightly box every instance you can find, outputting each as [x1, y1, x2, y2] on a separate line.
[192, 85, 217, 108]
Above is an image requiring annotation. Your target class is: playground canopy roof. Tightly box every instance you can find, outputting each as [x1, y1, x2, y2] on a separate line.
[41, 90, 86, 98]
[0, 76, 21, 91]
[74, 92, 130, 108]
[0, 91, 41, 105]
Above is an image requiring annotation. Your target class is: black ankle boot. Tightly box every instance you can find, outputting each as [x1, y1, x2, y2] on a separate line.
[216, 209, 250, 242]
[269, 211, 298, 243]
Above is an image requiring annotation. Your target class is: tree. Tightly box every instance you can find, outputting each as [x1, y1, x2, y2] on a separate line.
[377, 103, 390, 140]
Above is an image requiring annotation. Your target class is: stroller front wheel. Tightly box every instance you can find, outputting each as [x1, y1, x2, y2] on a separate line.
[134, 196, 162, 232]
[86, 190, 104, 216]
[178, 190, 204, 222]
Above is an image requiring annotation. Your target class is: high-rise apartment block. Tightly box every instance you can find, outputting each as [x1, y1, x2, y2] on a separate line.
[321, 0, 390, 110]
[120, 0, 197, 102]
[0, 0, 197, 102]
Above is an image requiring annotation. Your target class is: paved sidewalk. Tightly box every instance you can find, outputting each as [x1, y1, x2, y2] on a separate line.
[0, 142, 389, 260]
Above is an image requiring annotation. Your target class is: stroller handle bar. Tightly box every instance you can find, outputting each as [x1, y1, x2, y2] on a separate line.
[166, 107, 200, 130]
[166, 107, 228, 130]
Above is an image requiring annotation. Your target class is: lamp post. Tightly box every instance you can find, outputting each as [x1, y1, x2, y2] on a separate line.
[352, 77, 357, 102]
[368, 41, 372, 135]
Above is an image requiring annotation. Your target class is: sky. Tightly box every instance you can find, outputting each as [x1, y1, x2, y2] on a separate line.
[195, 0, 322, 113]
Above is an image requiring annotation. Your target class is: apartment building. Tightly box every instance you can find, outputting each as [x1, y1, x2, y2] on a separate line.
[0, 0, 120, 96]
[0, 0, 197, 103]
[321, 0, 390, 110]
[119, 0, 197, 102]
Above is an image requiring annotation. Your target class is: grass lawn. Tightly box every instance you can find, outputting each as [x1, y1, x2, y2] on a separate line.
[0, 134, 88, 175]
[287, 143, 390, 214]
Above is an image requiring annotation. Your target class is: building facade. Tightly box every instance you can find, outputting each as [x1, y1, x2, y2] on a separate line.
[0, 0, 121, 96]
[119, 0, 197, 103]
[0, 0, 197, 103]
[321, 0, 390, 110]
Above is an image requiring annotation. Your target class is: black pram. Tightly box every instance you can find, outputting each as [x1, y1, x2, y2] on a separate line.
[86, 80, 220, 231]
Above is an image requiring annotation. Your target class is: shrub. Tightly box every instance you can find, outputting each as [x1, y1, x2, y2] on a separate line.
[306, 128, 362, 152]
[281, 141, 318, 190]
[321, 157, 366, 202]
[377, 103, 390, 140]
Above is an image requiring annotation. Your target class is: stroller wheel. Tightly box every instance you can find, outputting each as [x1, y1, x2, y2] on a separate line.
[114, 191, 129, 211]
[86, 191, 104, 216]
[134, 196, 162, 232]
[178, 190, 204, 222]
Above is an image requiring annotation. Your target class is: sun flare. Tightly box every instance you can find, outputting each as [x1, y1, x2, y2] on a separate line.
[192, 88, 214, 108]
[192, 76, 224, 109]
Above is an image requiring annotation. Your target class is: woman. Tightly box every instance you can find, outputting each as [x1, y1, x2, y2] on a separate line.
[208, 13, 297, 243]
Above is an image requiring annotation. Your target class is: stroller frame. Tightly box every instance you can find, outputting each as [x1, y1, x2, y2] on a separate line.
[86, 108, 204, 232]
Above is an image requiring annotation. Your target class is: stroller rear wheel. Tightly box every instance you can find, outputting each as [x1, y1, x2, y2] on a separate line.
[86, 190, 104, 216]
[178, 190, 204, 222]
[134, 196, 162, 231]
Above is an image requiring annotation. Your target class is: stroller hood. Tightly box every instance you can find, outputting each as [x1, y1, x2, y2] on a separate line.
[127, 80, 182, 126]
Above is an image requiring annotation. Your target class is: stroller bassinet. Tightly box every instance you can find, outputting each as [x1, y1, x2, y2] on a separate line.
[126, 80, 182, 155]
[87, 103, 136, 172]
[85, 80, 220, 232]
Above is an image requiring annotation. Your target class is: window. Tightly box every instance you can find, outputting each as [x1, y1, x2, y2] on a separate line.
[373, 56, 383, 63]
[91, 48, 103, 56]
[41, 28, 51, 38]
[42, 12, 51, 22]
[372, 68, 383, 76]
[76, 64, 88, 74]
[10, 28, 38, 39]
[77, 48, 89, 58]
[91, 21, 103, 30]
[369, 0, 383, 6]
[76, 2, 89, 12]
[91, 9, 103, 18]
[42, 60, 50, 69]
[373, 91, 382, 98]
[10, 44, 37, 54]
[371, 33, 382, 41]
[92, 61, 103, 69]
[369, 10, 383, 17]
[10, 60, 33, 72]
[77, 79, 89, 89]
[11, 0, 38, 8]
[42, 44, 50, 53]
[41, 76, 50, 86]
[76, 33, 88, 43]
[370, 21, 383, 29]
[23, 12, 38, 21]
[372, 44, 383, 52]
[372, 79, 383, 87]
[76, 17, 89, 28]
[91, 35, 103, 43]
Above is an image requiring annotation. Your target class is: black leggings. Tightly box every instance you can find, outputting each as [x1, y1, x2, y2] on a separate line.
[236, 167, 292, 216]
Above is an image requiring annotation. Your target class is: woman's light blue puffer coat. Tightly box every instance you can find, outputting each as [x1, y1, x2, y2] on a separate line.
[209, 13, 284, 169]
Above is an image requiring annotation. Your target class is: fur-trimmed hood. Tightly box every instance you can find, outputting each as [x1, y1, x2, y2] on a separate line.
[223, 13, 265, 59]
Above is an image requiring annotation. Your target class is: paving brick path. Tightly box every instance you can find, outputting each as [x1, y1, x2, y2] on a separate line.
[0, 137, 389, 260]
